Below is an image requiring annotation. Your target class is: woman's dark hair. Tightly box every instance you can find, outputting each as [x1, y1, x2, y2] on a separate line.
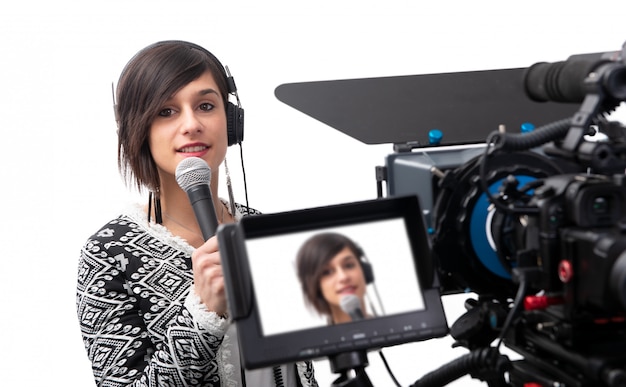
[115, 40, 230, 192]
[296, 232, 363, 317]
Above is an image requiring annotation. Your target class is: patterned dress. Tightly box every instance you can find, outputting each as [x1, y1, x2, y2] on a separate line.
[76, 203, 317, 386]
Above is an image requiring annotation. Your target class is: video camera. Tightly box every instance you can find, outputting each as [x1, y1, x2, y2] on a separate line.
[219, 41, 626, 386]
[425, 48, 626, 386]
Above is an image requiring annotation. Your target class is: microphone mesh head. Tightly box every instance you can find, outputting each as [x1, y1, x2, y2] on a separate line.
[339, 294, 361, 315]
[175, 157, 211, 191]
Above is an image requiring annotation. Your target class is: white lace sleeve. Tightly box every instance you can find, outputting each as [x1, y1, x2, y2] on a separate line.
[184, 284, 230, 335]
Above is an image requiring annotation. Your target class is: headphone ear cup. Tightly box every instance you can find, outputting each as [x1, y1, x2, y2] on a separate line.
[361, 259, 374, 284]
[355, 246, 374, 284]
[227, 102, 244, 146]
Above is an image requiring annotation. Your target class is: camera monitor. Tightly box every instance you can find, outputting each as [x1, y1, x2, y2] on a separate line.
[217, 195, 449, 369]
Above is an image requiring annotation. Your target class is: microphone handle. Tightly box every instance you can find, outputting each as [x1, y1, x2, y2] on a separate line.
[186, 184, 219, 240]
[349, 309, 365, 321]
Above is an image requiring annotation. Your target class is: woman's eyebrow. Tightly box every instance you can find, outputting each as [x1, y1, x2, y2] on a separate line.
[341, 255, 357, 263]
[199, 88, 219, 96]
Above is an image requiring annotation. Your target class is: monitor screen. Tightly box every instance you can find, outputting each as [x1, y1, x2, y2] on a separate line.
[247, 217, 424, 335]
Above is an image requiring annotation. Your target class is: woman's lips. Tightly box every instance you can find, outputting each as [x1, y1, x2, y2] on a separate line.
[338, 286, 357, 295]
[179, 145, 207, 153]
[177, 144, 209, 157]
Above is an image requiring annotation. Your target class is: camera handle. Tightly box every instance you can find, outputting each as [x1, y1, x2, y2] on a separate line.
[328, 350, 374, 387]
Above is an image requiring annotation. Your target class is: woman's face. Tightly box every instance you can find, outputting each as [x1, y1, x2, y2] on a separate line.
[148, 70, 228, 182]
[319, 246, 367, 311]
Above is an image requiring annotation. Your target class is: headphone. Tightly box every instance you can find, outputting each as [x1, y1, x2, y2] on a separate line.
[114, 40, 244, 146]
[355, 246, 375, 284]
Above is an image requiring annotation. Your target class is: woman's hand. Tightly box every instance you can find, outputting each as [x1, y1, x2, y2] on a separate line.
[191, 235, 227, 316]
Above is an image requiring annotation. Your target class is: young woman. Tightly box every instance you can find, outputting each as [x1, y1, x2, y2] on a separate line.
[76, 40, 317, 387]
[295, 232, 373, 324]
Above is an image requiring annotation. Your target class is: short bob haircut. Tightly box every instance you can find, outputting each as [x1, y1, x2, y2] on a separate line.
[295, 232, 364, 317]
[115, 40, 230, 192]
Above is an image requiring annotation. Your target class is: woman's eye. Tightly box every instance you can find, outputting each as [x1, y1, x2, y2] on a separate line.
[158, 108, 174, 117]
[199, 103, 214, 111]
[344, 260, 357, 270]
[343, 258, 358, 269]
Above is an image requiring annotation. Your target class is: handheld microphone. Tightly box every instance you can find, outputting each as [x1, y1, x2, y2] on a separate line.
[340, 294, 365, 321]
[175, 157, 218, 240]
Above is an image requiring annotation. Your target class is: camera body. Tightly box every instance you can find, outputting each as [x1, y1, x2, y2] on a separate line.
[381, 133, 626, 385]
[521, 173, 626, 317]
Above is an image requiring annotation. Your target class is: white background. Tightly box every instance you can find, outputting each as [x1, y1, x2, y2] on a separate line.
[1, 1, 626, 386]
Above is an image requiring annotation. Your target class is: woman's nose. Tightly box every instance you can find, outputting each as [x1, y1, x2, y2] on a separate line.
[336, 268, 349, 282]
[179, 109, 203, 135]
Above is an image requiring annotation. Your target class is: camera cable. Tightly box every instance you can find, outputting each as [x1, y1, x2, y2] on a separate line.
[494, 268, 531, 350]
[374, 349, 401, 387]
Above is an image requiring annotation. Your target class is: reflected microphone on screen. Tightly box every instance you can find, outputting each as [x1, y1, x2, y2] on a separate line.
[340, 294, 365, 321]
[175, 157, 218, 240]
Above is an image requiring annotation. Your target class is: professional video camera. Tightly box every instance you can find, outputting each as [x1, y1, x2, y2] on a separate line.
[420, 53, 626, 386]
[218, 42, 626, 387]
[382, 45, 626, 386]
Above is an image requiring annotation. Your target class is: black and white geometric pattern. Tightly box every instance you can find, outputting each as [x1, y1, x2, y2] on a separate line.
[76, 203, 317, 386]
